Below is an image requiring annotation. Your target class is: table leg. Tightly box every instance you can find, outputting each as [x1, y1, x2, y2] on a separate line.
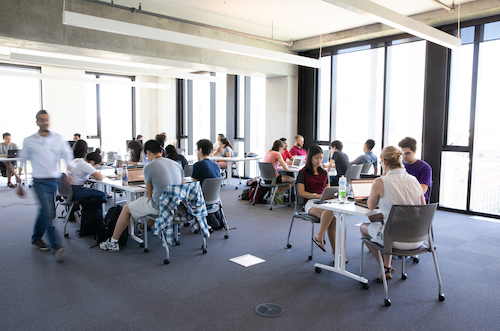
[314, 212, 368, 284]
[126, 191, 143, 244]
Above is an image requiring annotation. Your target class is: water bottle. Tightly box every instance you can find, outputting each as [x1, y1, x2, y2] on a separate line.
[122, 164, 128, 186]
[338, 175, 347, 203]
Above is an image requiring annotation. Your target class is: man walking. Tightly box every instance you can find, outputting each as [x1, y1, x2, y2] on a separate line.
[18, 110, 74, 261]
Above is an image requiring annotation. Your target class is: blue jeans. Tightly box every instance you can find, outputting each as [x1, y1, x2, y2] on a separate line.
[72, 185, 106, 202]
[32, 178, 61, 249]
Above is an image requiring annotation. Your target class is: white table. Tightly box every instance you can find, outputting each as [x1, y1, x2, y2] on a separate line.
[210, 156, 263, 189]
[312, 200, 379, 284]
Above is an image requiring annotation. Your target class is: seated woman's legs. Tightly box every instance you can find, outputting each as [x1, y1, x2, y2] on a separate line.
[277, 174, 294, 195]
[217, 161, 227, 169]
[310, 207, 336, 252]
[360, 223, 392, 278]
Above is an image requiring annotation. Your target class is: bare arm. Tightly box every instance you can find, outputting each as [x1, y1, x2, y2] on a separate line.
[326, 159, 335, 173]
[146, 183, 153, 197]
[420, 183, 428, 196]
[91, 171, 103, 181]
[277, 155, 288, 171]
[367, 177, 384, 210]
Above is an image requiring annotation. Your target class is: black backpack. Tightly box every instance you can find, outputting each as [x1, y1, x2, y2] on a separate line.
[94, 205, 128, 247]
[77, 202, 104, 237]
[206, 209, 225, 230]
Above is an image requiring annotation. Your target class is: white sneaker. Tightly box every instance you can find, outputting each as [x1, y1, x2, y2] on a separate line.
[74, 211, 81, 225]
[100, 239, 120, 252]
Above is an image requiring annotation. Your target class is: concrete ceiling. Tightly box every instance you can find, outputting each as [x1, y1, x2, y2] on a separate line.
[110, 0, 473, 41]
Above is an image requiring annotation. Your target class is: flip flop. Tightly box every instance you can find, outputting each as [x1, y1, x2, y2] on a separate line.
[312, 237, 326, 252]
[7, 182, 16, 188]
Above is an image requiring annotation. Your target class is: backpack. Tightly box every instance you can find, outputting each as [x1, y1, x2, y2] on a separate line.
[250, 185, 270, 204]
[77, 202, 104, 237]
[94, 205, 128, 247]
[206, 209, 225, 230]
[238, 188, 252, 200]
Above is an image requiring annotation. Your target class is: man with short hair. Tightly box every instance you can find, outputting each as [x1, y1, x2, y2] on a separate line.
[290, 134, 307, 157]
[0, 132, 22, 188]
[398, 137, 432, 202]
[327, 140, 349, 186]
[350, 139, 378, 175]
[18, 110, 74, 261]
[155, 133, 167, 157]
[279, 137, 293, 165]
[192, 139, 221, 185]
[73, 133, 81, 141]
[100, 139, 183, 252]
[68, 151, 106, 202]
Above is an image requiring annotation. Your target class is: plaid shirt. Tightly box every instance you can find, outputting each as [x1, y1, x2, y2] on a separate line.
[154, 182, 210, 247]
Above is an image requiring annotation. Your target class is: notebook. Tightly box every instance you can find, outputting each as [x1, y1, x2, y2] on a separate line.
[127, 168, 145, 185]
[7, 149, 19, 158]
[350, 178, 375, 208]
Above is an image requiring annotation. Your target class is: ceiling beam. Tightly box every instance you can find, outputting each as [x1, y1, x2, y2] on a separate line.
[322, 0, 461, 49]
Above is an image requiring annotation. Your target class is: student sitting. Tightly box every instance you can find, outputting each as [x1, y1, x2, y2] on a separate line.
[68, 150, 107, 202]
[326, 140, 349, 186]
[297, 145, 338, 260]
[359, 146, 424, 282]
[263, 140, 294, 202]
[100, 140, 183, 252]
[165, 144, 188, 170]
[192, 139, 221, 185]
[127, 140, 144, 165]
[350, 139, 378, 175]
[213, 137, 234, 169]
[289, 134, 307, 157]
[279, 137, 294, 165]
[0, 132, 21, 188]
[72, 139, 88, 159]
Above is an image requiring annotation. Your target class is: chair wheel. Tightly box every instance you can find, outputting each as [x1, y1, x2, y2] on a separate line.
[269, 206, 273, 210]
[175, 240, 180, 246]
[287, 244, 292, 248]
[144, 248, 149, 252]
[413, 257, 419, 264]
[234, 187, 238, 190]
[139, 243, 144, 248]
[385, 299, 391, 307]
[203, 249, 207, 254]
[164, 259, 169, 264]
[64, 233, 69, 238]
[308, 255, 312, 260]
[439, 294, 445, 301]
[224, 235, 229, 239]
[251, 202, 255, 205]
[402, 273, 407, 280]
[361, 282, 369, 290]
[315, 267, 322, 273]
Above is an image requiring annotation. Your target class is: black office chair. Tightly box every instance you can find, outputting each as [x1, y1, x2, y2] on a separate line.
[360, 204, 444, 307]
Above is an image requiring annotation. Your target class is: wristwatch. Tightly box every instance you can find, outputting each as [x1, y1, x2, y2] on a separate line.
[313, 193, 317, 199]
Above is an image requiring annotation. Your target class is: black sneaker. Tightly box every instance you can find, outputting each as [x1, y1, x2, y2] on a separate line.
[31, 239, 50, 251]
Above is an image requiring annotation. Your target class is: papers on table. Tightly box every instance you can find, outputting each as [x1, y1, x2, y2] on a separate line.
[230, 254, 265, 267]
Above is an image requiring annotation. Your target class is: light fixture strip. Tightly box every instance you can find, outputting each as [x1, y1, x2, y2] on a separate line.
[322, 0, 461, 49]
[62, 11, 322, 68]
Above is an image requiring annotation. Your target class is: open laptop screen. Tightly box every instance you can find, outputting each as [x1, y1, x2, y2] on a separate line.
[350, 179, 375, 200]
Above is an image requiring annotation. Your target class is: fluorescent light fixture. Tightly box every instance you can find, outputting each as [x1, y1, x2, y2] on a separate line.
[0, 46, 10, 56]
[10, 49, 216, 82]
[0, 67, 172, 90]
[322, 0, 461, 49]
[62, 11, 322, 68]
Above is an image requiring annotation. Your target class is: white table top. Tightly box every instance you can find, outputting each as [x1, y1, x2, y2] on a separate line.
[313, 199, 380, 217]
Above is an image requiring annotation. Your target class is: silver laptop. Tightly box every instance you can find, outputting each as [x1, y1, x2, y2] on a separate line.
[127, 168, 145, 185]
[350, 178, 375, 208]
[289, 157, 302, 168]
[320, 186, 338, 201]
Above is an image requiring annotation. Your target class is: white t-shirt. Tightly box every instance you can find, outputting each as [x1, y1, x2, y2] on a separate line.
[69, 158, 98, 185]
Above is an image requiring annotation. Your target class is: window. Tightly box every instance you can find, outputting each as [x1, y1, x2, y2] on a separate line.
[192, 78, 211, 148]
[317, 56, 331, 142]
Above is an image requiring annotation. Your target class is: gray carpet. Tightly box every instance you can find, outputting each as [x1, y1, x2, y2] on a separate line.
[1, 182, 499, 330]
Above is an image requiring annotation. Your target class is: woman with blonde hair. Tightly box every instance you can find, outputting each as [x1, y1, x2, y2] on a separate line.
[360, 146, 424, 282]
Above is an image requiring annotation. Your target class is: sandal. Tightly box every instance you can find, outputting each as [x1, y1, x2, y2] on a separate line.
[375, 266, 394, 283]
[312, 237, 326, 252]
[7, 182, 16, 188]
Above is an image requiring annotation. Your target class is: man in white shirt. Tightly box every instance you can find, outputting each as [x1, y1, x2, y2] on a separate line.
[18, 110, 74, 261]
[0, 132, 22, 188]
[100, 140, 183, 252]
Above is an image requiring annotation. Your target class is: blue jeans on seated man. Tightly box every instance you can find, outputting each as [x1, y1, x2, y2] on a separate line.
[32, 178, 62, 250]
[72, 185, 106, 203]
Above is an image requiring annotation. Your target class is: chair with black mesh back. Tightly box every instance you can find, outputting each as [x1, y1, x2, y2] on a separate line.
[286, 181, 330, 260]
[253, 162, 291, 210]
[56, 174, 79, 238]
[360, 203, 444, 307]
[202, 177, 229, 239]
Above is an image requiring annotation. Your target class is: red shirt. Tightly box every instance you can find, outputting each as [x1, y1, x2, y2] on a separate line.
[297, 168, 328, 203]
[281, 149, 293, 161]
[290, 145, 307, 157]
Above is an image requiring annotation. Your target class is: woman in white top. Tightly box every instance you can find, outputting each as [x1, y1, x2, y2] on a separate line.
[360, 146, 424, 282]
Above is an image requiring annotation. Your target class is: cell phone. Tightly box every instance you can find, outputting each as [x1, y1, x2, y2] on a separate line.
[313, 200, 327, 204]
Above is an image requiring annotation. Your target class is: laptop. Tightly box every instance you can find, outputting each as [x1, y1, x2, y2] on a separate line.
[320, 186, 338, 201]
[7, 149, 19, 158]
[127, 168, 145, 185]
[289, 157, 303, 168]
[293, 155, 306, 166]
[350, 178, 375, 208]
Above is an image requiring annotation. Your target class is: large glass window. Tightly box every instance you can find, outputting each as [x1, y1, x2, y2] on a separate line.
[215, 73, 227, 141]
[317, 56, 332, 142]
[332, 47, 384, 159]
[192, 78, 211, 147]
[384, 41, 426, 153]
[0, 65, 42, 142]
[470, 38, 500, 215]
[439, 151, 470, 210]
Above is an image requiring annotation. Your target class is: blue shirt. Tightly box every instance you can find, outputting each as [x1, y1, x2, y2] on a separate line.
[192, 158, 221, 185]
[352, 151, 378, 167]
